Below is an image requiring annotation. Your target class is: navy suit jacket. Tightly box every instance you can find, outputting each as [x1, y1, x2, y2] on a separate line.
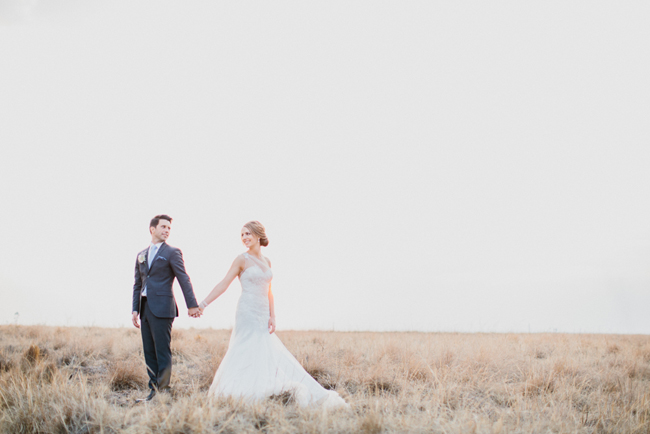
[132, 242, 198, 318]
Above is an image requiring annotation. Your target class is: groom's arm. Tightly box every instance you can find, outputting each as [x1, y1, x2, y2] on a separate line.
[132, 258, 143, 327]
[132, 258, 143, 312]
[169, 248, 199, 310]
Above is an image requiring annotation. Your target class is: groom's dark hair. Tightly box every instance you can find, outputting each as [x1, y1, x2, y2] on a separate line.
[150, 214, 173, 229]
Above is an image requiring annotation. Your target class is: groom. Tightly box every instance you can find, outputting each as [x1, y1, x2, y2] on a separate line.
[132, 214, 201, 402]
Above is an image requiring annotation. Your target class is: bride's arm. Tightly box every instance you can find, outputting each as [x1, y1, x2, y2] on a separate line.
[268, 282, 276, 334]
[199, 256, 245, 310]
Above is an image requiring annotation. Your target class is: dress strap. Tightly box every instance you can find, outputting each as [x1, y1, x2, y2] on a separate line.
[240, 252, 252, 277]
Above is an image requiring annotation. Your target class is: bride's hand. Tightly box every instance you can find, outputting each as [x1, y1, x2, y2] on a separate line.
[268, 316, 276, 334]
[199, 301, 208, 312]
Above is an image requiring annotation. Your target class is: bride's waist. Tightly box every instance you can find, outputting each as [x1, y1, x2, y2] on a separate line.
[237, 294, 268, 306]
[239, 288, 268, 297]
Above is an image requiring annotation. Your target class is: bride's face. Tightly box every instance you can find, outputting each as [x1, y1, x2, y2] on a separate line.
[241, 227, 258, 248]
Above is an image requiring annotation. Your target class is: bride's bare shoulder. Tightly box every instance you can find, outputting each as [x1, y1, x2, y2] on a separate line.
[264, 256, 271, 267]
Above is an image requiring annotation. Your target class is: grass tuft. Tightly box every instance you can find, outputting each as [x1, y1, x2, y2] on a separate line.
[306, 366, 337, 390]
[358, 411, 383, 434]
[363, 377, 400, 395]
[22, 344, 44, 366]
[108, 357, 147, 391]
[269, 390, 295, 406]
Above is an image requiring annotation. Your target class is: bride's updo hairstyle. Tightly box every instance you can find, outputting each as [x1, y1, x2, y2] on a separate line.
[244, 221, 269, 247]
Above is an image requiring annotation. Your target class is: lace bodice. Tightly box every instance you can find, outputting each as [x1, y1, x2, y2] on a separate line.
[234, 252, 273, 334]
[240, 252, 273, 289]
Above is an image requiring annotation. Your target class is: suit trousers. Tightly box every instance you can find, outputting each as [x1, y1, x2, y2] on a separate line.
[140, 297, 174, 391]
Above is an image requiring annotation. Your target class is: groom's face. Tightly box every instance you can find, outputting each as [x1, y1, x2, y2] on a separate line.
[150, 219, 171, 243]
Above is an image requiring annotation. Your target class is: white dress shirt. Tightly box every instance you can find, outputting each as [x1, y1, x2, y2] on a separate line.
[141, 242, 163, 297]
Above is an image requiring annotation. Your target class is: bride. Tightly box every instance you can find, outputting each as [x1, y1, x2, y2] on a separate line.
[198, 221, 348, 408]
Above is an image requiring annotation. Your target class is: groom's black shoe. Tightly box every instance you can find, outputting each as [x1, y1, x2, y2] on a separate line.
[136, 389, 156, 403]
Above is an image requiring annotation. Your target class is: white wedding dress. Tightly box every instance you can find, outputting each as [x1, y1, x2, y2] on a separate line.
[208, 252, 348, 408]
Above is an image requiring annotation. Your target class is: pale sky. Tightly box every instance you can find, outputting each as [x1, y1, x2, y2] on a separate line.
[1, 1, 649, 334]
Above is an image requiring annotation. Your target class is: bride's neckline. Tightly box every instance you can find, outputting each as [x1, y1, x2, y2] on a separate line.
[243, 252, 271, 273]
[244, 251, 265, 261]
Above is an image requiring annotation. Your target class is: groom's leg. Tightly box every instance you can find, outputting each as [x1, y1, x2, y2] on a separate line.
[140, 298, 159, 390]
[148, 312, 174, 391]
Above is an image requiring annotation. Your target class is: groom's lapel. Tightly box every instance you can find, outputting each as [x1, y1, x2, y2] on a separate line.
[148, 243, 167, 272]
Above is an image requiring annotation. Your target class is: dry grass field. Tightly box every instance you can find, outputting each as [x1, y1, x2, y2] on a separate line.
[0, 325, 648, 433]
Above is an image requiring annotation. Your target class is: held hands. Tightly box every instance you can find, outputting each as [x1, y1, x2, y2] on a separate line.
[268, 316, 276, 334]
[188, 307, 202, 318]
[194, 300, 208, 317]
[188, 300, 208, 318]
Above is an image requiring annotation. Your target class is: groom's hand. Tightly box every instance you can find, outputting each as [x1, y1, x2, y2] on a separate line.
[132, 311, 140, 328]
[188, 307, 201, 318]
